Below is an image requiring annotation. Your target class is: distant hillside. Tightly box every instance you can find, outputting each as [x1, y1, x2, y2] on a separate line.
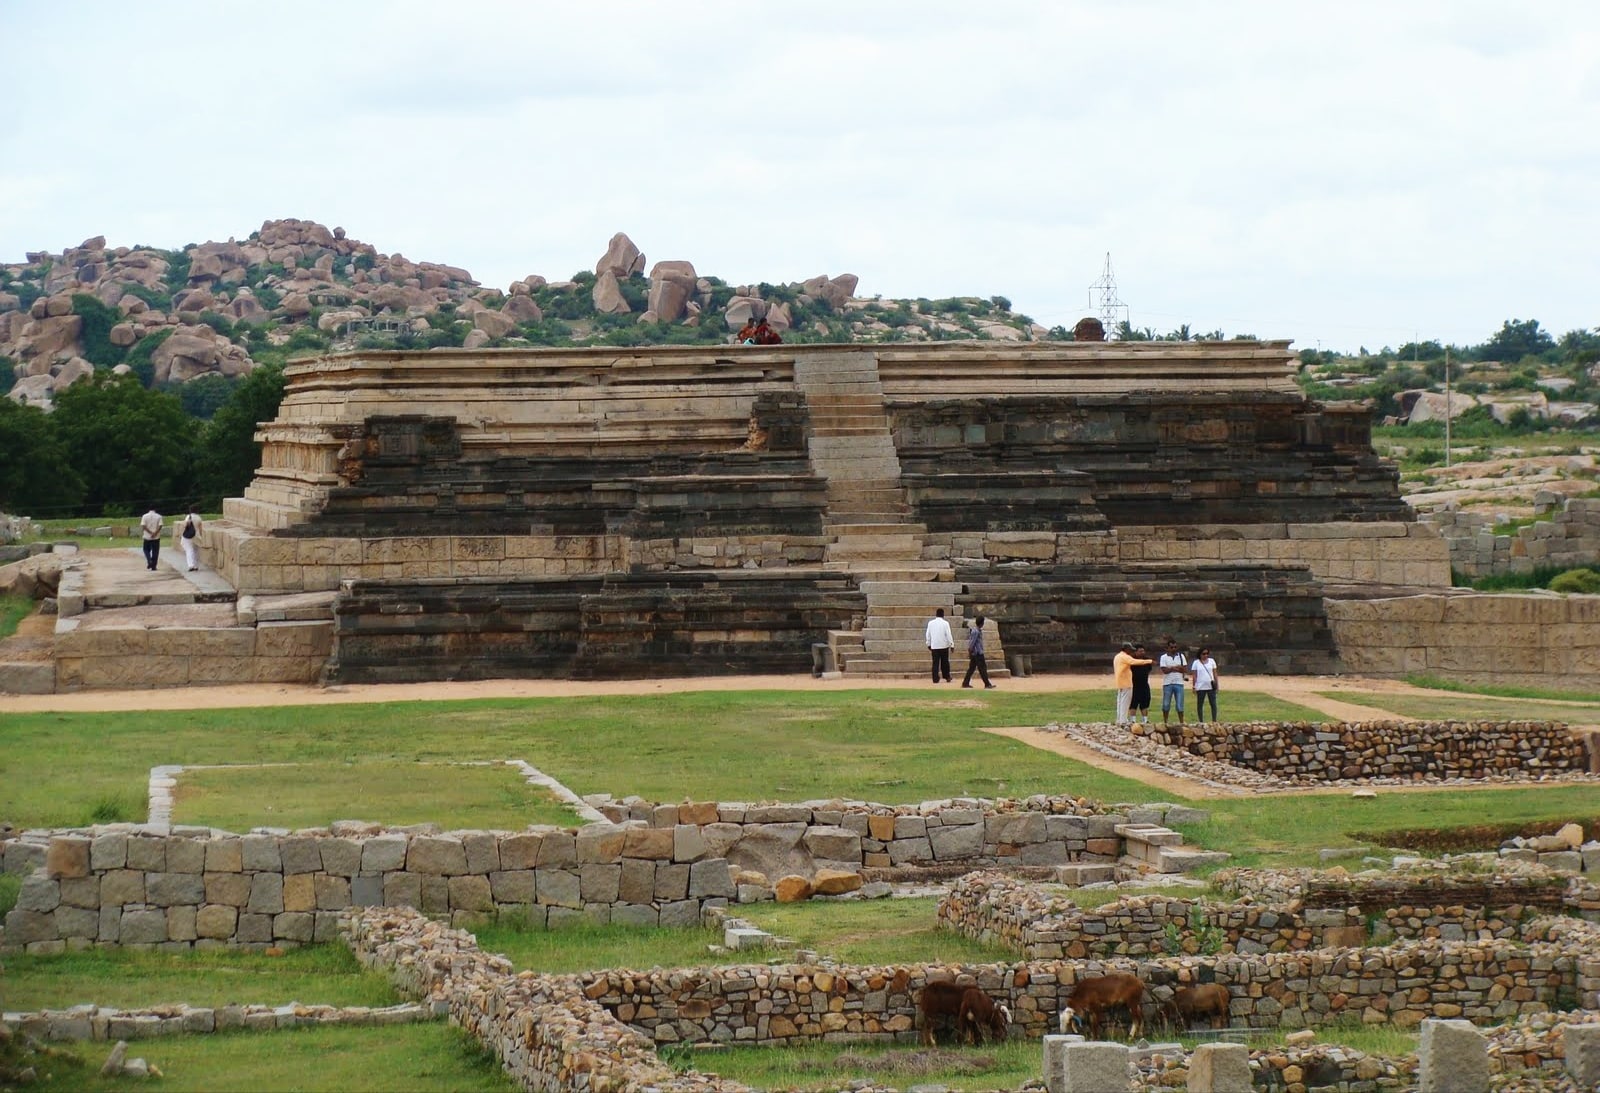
[0, 221, 1050, 409]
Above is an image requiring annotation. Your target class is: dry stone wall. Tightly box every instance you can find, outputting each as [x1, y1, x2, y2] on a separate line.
[0, 824, 736, 954]
[1130, 718, 1594, 783]
[591, 794, 1120, 876]
[1424, 497, 1600, 578]
[939, 871, 1600, 964]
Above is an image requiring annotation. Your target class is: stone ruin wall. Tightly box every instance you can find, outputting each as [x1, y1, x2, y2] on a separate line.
[341, 906, 1600, 1093]
[1424, 496, 1600, 579]
[936, 871, 1600, 963]
[1326, 592, 1600, 689]
[1127, 719, 1598, 783]
[0, 796, 1130, 954]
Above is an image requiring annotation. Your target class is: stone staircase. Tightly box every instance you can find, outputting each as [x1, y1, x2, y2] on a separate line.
[793, 350, 1005, 680]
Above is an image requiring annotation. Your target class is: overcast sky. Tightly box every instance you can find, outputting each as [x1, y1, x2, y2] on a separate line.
[3, 1, 1596, 353]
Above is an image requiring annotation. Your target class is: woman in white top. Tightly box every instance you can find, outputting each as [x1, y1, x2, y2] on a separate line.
[1190, 647, 1219, 723]
[174, 506, 204, 572]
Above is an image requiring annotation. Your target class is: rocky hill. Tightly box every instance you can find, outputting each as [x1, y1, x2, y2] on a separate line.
[0, 220, 1046, 408]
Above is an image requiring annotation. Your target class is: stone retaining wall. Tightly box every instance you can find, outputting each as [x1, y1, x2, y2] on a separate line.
[51, 617, 330, 690]
[1327, 591, 1600, 688]
[1129, 718, 1594, 782]
[2, 1002, 429, 1043]
[937, 871, 1600, 963]
[1116, 521, 1451, 588]
[1423, 496, 1600, 578]
[0, 825, 737, 953]
[345, 907, 748, 1093]
[590, 794, 1121, 875]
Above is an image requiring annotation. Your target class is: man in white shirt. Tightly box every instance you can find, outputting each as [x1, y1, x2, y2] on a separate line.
[1191, 647, 1219, 723]
[1158, 636, 1189, 727]
[925, 608, 954, 684]
[139, 506, 164, 571]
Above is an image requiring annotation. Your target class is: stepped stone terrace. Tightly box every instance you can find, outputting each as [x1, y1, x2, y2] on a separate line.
[204, 340, 1440, 683]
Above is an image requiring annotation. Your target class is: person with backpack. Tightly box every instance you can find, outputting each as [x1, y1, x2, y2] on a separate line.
[175, 505, 204, 572]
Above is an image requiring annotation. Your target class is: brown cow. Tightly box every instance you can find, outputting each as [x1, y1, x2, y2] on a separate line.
[917, 981, 969, 1046]
[957, 987, 1011, 1045]
[1060, 973, 1146, 1040]
[1169, 984, 1230, 1031]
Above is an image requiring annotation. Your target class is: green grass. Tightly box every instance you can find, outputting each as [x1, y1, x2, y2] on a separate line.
[58, 1023, 513, 1092]
[685, 1017, 1422, 1091]
[734, 898, 1015, 965]
[0, 871, 19, 917]
[1317, 690, 1600, 724]
[0, 690, 1327, 831]
[0, 592, 32, 639]
[1, 944, 400, 1011]
[476, 918, 728, 974]
[176, 761, 578, 831]
[1186, 783, 1600, 869]
[683, 1039, 1039, 1092]
[1404, 675, 1600, 704]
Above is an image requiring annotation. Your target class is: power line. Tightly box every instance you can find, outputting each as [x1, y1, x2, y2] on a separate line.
[1087, 253, 1128, 336]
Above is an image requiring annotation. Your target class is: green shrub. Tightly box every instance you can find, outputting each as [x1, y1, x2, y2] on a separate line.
[71, 293, 125, 367]
[124, 328, 175, 388]
[0, 354, 14, 390]
[1548, 568, 1600, 594]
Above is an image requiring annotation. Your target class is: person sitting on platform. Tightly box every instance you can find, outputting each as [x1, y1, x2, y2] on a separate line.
[735, 317, 760, 344]
[751, 317, 782, 345]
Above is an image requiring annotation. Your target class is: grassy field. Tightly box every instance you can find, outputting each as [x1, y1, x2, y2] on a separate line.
[1403, 675, 1600, 705]
[0, 592, 31, 640]
[175, 760, 578, 831]
[1319, 690, 1600, 724]
[0, 689, 1326, 831]
[1, 944, 397, 1012]
[678, 1021, 1422, 1092]
[48, 1024, 513, 1092]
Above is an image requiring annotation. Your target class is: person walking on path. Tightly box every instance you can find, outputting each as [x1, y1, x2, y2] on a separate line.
[925, 608, 954, 683]
[961, 614, 997, 689]
[175, 505, 204, 572]
[1191, 647, 1219, 723]
[139, 505, 164, 571]
[1113, 642, 1153, 725]
[1158, 637, 1190, 727]
[1129, 642, 1154, 724]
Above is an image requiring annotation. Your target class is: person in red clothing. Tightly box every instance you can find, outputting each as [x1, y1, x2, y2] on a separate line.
[734, 317, 760, 344]
[751, 318, 783, 345]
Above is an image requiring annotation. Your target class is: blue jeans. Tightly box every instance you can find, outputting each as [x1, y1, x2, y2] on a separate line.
[1162, 683, 1185, 714]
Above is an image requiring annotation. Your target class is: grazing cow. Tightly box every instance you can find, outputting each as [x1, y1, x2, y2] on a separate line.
[1169, 984, 1230, 1031]
[1059, 973, 1146, 1040]
[917, 981, 969, 1046]
[957, 987, 1011, 1045]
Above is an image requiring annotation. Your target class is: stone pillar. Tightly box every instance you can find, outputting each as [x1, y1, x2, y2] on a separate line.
[1567, 1023, 1600, 1090]
[1418, 1019, 1487, 1093]
[1187, 1042, 1251, 1092]
[1046, 1041, 1130, 1093]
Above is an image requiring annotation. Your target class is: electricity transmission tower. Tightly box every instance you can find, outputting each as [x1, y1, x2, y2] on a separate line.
[1087, 252, 1129, 336]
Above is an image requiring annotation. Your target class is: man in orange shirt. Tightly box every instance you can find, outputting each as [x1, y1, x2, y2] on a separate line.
[1112, 642, 1153, 726]
[735, 317, 760, 344]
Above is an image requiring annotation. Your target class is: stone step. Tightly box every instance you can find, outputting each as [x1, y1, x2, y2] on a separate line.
[826, 523, 929, 537]
[822, 562, 950, 581]
[823, 510, 913, 525]
[859, 581, 961, 595]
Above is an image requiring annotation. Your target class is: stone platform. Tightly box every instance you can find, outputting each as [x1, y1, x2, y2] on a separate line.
[20, 340, 1468, 689]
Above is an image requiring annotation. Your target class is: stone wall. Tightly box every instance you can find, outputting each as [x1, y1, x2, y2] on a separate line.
[1424, 496, 1600, 578]
[1114, 521, 1451, 588]
[1127, 718, 1594, 783]
[589, 794, 1123, 876]
[346, 907, 748, 1093]
[0, 825, 737, 954]
[1326, 592, 1600, 688]
[343, 905, 1600, 1092]
[51, 617, 329, 691]
[937, 871, 1600, 963]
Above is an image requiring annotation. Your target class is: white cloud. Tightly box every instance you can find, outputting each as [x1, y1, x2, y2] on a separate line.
[1, 0, 1596, 351]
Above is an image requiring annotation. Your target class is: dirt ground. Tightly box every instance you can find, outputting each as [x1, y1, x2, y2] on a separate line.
[0, 669, 1457, 716]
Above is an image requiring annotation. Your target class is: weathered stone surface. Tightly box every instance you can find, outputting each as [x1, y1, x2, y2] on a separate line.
[1418, 1019, 1486, 1093]
[407, 836, 468, 875]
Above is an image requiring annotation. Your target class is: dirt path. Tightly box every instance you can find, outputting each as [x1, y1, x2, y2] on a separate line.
[979, 724, 1248, 798]
[0, 669, 1459, 715]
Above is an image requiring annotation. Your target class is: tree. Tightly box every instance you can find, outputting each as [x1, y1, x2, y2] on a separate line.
[1479, 318, 1555, 363]
[0, 398, 84, 515]
[51, 373, 196, 516]
[194, 363, 287, 507]
[1113, 321, 1155, 341]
